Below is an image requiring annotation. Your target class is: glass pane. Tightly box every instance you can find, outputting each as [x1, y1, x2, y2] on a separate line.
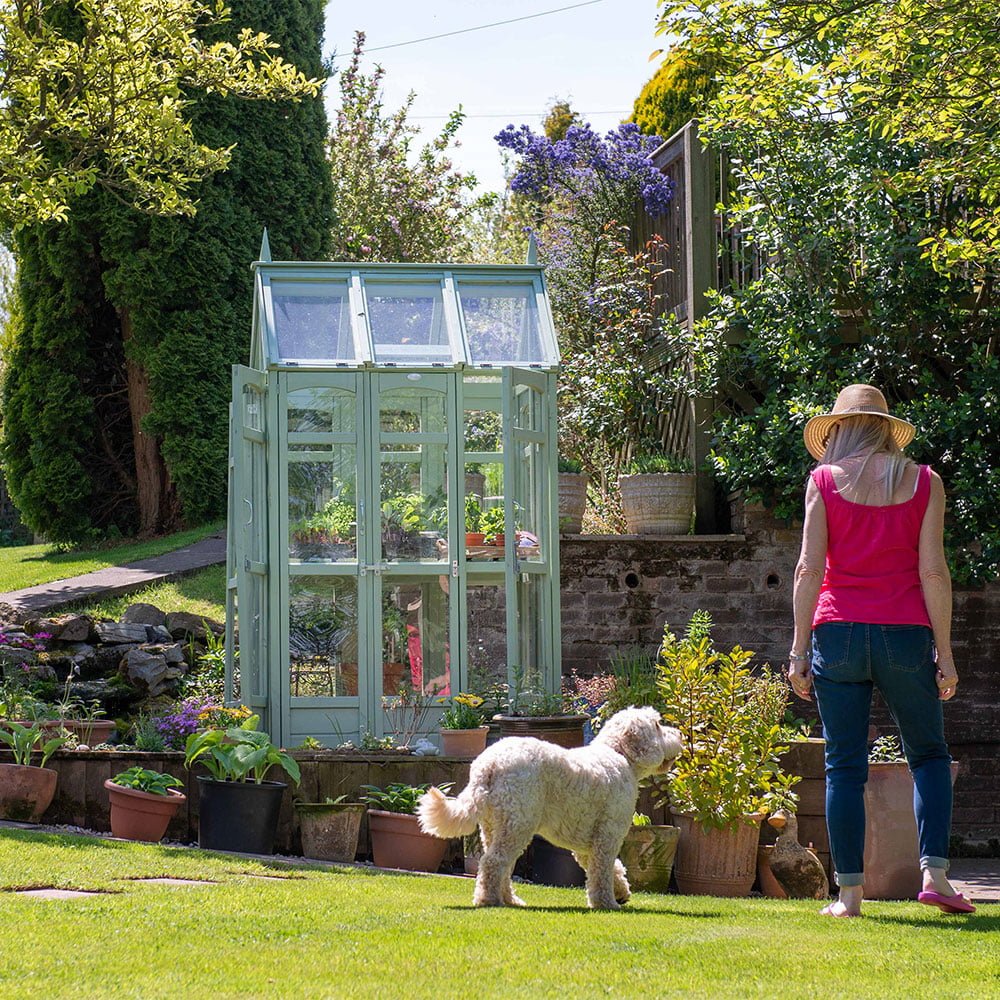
[467, 583, 508, 701]
[366, 282, 452, 363]
[464, 406, 504, 546]
[459, 283, 544, 364]
[287, 386, 356, 433]
[271, 280, 354, 361]
[516, 575, 545, 694]
[382, 579, 451, 697]
[288, 577, 358, 698]
[380, 388, 448, 563]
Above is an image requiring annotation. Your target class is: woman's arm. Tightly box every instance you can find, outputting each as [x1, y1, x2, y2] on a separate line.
[919, 470, 958, 700]
[789, 475, 827, 700]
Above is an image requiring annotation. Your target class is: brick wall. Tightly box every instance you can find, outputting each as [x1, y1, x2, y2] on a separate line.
[557, 501, 1000, 843]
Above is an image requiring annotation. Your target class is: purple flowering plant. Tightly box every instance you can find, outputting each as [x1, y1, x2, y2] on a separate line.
[0, 629, 52, 654]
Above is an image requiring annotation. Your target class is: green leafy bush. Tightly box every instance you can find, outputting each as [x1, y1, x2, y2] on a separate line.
[359, 782, 452, 815]
[111, 766, 183, 796]
[655, 612, 800, 829]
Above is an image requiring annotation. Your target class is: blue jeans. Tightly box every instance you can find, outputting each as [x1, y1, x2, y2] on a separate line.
[811, 623, 952, 888]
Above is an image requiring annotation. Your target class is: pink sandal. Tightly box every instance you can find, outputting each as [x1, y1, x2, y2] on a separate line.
[917, 890, 976, 914]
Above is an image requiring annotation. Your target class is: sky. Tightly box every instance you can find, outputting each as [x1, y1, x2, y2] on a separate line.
[321, 0, 665, 194]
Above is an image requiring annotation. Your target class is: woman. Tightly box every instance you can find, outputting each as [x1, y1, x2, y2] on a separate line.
[788, 384, 974, 917]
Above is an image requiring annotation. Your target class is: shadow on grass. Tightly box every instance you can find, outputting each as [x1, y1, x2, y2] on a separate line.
[442, 903, 723, 917]
[866, 909, 1000, 931]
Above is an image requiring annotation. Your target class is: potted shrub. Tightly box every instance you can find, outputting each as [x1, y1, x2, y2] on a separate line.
[619, 812, 680, 894]
[0, 722, 67, 822]
[104, 766, 186, 843]
[480, 505, 506, 548]
[294, 794, 365, 862]
[360, 782, 451, 872]
[655, 611, 800, 897]
[184, 714, 301, 855]
[438, 693, 489, 756]
[464, 494, 486, 547]
[492, 669, 588, 748]
[557, 456, 589, 534]
[618, 453, 695, 535]
[864, 734, 960, 900]
[41, 669, 116, 745]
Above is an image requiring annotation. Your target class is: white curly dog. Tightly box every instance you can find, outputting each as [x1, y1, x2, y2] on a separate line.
[417, 706, 682, 909]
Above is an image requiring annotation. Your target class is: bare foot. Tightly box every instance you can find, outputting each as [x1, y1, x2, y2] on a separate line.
[923, 867, 956, 897]
[821, 900, 862, 918]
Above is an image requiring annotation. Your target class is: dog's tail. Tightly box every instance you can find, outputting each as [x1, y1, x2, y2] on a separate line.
[416, 785, 479, 839]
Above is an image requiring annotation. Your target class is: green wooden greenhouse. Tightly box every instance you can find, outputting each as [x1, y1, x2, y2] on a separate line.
[225, 238, 562, 747]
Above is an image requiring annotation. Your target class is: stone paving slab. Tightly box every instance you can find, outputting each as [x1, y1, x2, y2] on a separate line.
[0, 533, 227, 615]
[948, 859, 1000, 902]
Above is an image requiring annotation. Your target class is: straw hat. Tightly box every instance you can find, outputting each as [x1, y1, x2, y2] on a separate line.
[803, 384, 915, 460]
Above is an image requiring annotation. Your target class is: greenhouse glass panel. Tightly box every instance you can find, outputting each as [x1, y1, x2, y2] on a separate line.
[459, 283, 543, 364]
[381, 579, 451, 697]
[366, 282, 454, 364]
[271, 280, 354, 361]
[288, 576, 359, 698]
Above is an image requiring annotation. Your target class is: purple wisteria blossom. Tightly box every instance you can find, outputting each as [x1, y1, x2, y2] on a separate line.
[495, 122, 674, 217]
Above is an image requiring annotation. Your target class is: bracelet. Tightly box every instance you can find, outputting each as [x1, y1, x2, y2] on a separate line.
[788, 652, 810, 661]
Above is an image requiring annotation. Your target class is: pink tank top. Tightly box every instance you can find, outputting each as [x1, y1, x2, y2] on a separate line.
[812, 463, 931, 627]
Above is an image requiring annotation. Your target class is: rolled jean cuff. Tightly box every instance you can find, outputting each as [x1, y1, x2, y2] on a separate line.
[920, 856, 949, 872]
[835, 871, 864, 887]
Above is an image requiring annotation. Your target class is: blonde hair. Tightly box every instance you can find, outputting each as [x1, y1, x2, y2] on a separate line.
[820, 414, 913, 503]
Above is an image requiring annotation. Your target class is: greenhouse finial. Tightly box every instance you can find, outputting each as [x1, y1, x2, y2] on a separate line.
[259, 228, 272, 262]
[525, 233, 538, 265]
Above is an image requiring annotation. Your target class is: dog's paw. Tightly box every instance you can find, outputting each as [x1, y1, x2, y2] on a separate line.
[588, 897, 622, 911]
[615, 888, 631, 905]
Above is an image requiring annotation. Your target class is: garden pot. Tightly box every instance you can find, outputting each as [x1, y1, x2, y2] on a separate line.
[196, 776, 286, 855]
[530, 836, 585, 887]
[671, 812, 765, 897]
[439, 726, 489, 757]
[491, 533, 505, 548]
[863, 761, 960, 900]
[43, 719, 117, 745]
[465, 532, 487, 547]
[295, 801, 365, 862]
[619, 824, 680, 894]
[557, 472, 589, 534]
[0, 762, 58, 822]
[494, 715, 587, 748]
[104, 779, 186, 843]
[618, 472, 695, 535]
[367, 809, 447, 873]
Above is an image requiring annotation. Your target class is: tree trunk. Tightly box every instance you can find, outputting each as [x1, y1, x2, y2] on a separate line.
[120, 307, 180, 535]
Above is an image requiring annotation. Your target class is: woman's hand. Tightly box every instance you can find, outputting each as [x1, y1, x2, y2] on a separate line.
[936, 664, 959, 701]
[788, 658, 813, 701]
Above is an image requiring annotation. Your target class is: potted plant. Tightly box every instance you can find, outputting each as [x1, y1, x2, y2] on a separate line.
[438, 693, 488, 756]
[863, 734, 960, 900]
[294, 794, 365, 862]
[41, 668, 116, 745]
[360, 782, 451, 872]
[104, 765, 186, 843]
[0, 722, 68, 822]
[618, 812, 680, 894]
[184, 714, 301, 855]
[480, 505, 506, 548]
[557, 456, 589, 534]
[464, 494, 486, 547]
[654, 611, 800, 897]
[492, 668, 588, 748]
[618, 452, 695, 535]
[290, 493, 357, 561]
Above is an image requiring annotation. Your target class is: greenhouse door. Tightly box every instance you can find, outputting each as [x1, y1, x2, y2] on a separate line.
[230, 366, 270, 731]
[502, 367, 561, 695]
[279, 372, 372, 745]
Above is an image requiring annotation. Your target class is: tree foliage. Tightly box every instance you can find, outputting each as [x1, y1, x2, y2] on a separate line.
[328, 33, 478, 263]
[0, 0, 319, 226]
[654, 0, 1000, 276]
[1, 0, 331, 542]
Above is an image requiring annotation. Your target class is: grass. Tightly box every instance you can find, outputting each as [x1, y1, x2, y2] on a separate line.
[0, 829, 996, 999]
[0, 522, 223, 594]
[65, 564, 227, 622]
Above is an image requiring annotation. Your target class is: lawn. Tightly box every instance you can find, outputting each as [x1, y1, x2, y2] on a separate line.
[0, 829, 995, 999]
[0, 522, 223, 593]
[66, 563, 227, 623]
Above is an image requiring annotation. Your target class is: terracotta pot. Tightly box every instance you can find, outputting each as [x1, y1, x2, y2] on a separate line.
[367, 809, 447, 873]
[104, 779, 186, 842]
[439, 726, 489, 757]
[491, 533, 505, 548]
[671, 812, 765, 897]
[619, 824, 680, 894]
[494, 715, 587, 748]
[863, 761, 960, 900]
[618, 472, 695, 535]
[295, 802, 365, 862]
[465, 532, 487, 547]
[0, 763, 58, 822]
[43, 719, 117, 744]
[557, 472, 589, 534]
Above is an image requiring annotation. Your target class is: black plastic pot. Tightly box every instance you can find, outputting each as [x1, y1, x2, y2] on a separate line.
[530, 835, 586, 887]
[196, 777, 286, 854]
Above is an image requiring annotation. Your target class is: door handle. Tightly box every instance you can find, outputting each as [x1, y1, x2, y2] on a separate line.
[244, 498, 253, 525]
